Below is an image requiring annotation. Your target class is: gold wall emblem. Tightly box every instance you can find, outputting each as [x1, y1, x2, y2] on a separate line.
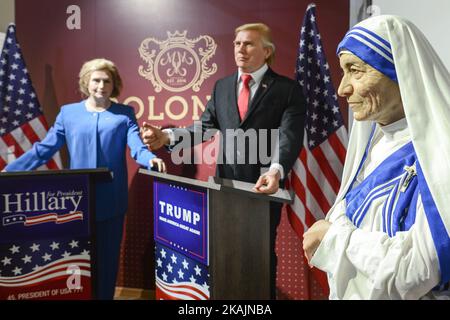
[139, 30, 218, 92]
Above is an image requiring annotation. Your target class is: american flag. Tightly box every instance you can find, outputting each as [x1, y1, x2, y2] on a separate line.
[2, 211, 84, 227]
[287, 3, 348, 296]
[155, 242, 209, 300]
[0, 24, 61, 170]
[0, 238, 92, 300]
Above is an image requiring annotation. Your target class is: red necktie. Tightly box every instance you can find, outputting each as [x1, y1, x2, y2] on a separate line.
[238, 74, 252, 121]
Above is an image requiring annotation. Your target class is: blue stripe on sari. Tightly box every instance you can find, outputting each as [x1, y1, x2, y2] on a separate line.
[345, 142, 416, 224]
[345, 138, 449, 286]
[353, 184, 396, 227]
[337, 36, 398, 82]
[391, 178, 419, 235]
[345, 29, 393, 60]
[352, 26, 392, 50]
[416, 161, 450, 284]
[385, 181, 401, 237]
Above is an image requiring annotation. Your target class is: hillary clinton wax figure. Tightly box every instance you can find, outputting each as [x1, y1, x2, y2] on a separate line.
[4, 58, 166, 299]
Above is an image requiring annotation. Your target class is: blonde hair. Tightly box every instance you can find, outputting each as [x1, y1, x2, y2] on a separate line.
[235, 23, 275, 65]
[78, 58, 123, 98]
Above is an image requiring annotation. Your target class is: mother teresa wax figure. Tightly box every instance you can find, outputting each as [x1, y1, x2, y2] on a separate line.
[302, 15, 450, 299]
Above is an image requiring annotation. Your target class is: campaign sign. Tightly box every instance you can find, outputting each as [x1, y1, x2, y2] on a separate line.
[154, 181, 208, 265]
[0, 174, 92, 300]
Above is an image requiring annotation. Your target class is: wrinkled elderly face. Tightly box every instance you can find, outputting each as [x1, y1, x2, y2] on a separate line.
[338, 53, 404, 126]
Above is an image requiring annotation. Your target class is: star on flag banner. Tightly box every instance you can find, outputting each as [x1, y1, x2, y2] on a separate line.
[155, 242, 209, 300]
[0, 238, 92, 300]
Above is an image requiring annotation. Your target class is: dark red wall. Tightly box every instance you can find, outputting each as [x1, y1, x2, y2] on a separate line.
[15, 0, 349, 298]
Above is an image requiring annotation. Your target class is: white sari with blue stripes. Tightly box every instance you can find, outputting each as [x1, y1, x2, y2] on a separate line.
[311, 121, 449, 299]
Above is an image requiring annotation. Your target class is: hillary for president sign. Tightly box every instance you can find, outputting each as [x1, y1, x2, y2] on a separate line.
[0, 174, 93, 300]
[154, 181, 208, 265]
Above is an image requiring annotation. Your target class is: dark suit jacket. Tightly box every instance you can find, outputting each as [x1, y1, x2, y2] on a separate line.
[174, 67, 306, 186]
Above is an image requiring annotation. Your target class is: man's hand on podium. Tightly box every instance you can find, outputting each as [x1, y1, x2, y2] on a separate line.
[253, 168, 281, 194]
[141, 122, 170, 151]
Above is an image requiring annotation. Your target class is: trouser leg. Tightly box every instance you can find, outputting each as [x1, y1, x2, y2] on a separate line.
[95, 215, 125, 300]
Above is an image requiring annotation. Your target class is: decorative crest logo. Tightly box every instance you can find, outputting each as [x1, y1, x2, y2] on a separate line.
[138, 30, 218, 92]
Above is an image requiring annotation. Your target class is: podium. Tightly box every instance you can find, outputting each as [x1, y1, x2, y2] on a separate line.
[140, 169, 293, 300]
[0, 168, 111, 300]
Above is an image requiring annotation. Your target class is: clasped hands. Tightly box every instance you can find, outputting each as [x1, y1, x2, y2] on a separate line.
[302, 219, 331, 267]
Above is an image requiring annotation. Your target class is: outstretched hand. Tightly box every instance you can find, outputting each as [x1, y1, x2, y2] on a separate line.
[140, 122, 170, 151]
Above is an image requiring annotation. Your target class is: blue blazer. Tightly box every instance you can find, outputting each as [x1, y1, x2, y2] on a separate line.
[6, 101, 155, 221]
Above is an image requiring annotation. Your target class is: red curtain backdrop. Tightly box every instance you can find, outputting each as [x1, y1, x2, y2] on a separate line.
[15, 0, 349, 299]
